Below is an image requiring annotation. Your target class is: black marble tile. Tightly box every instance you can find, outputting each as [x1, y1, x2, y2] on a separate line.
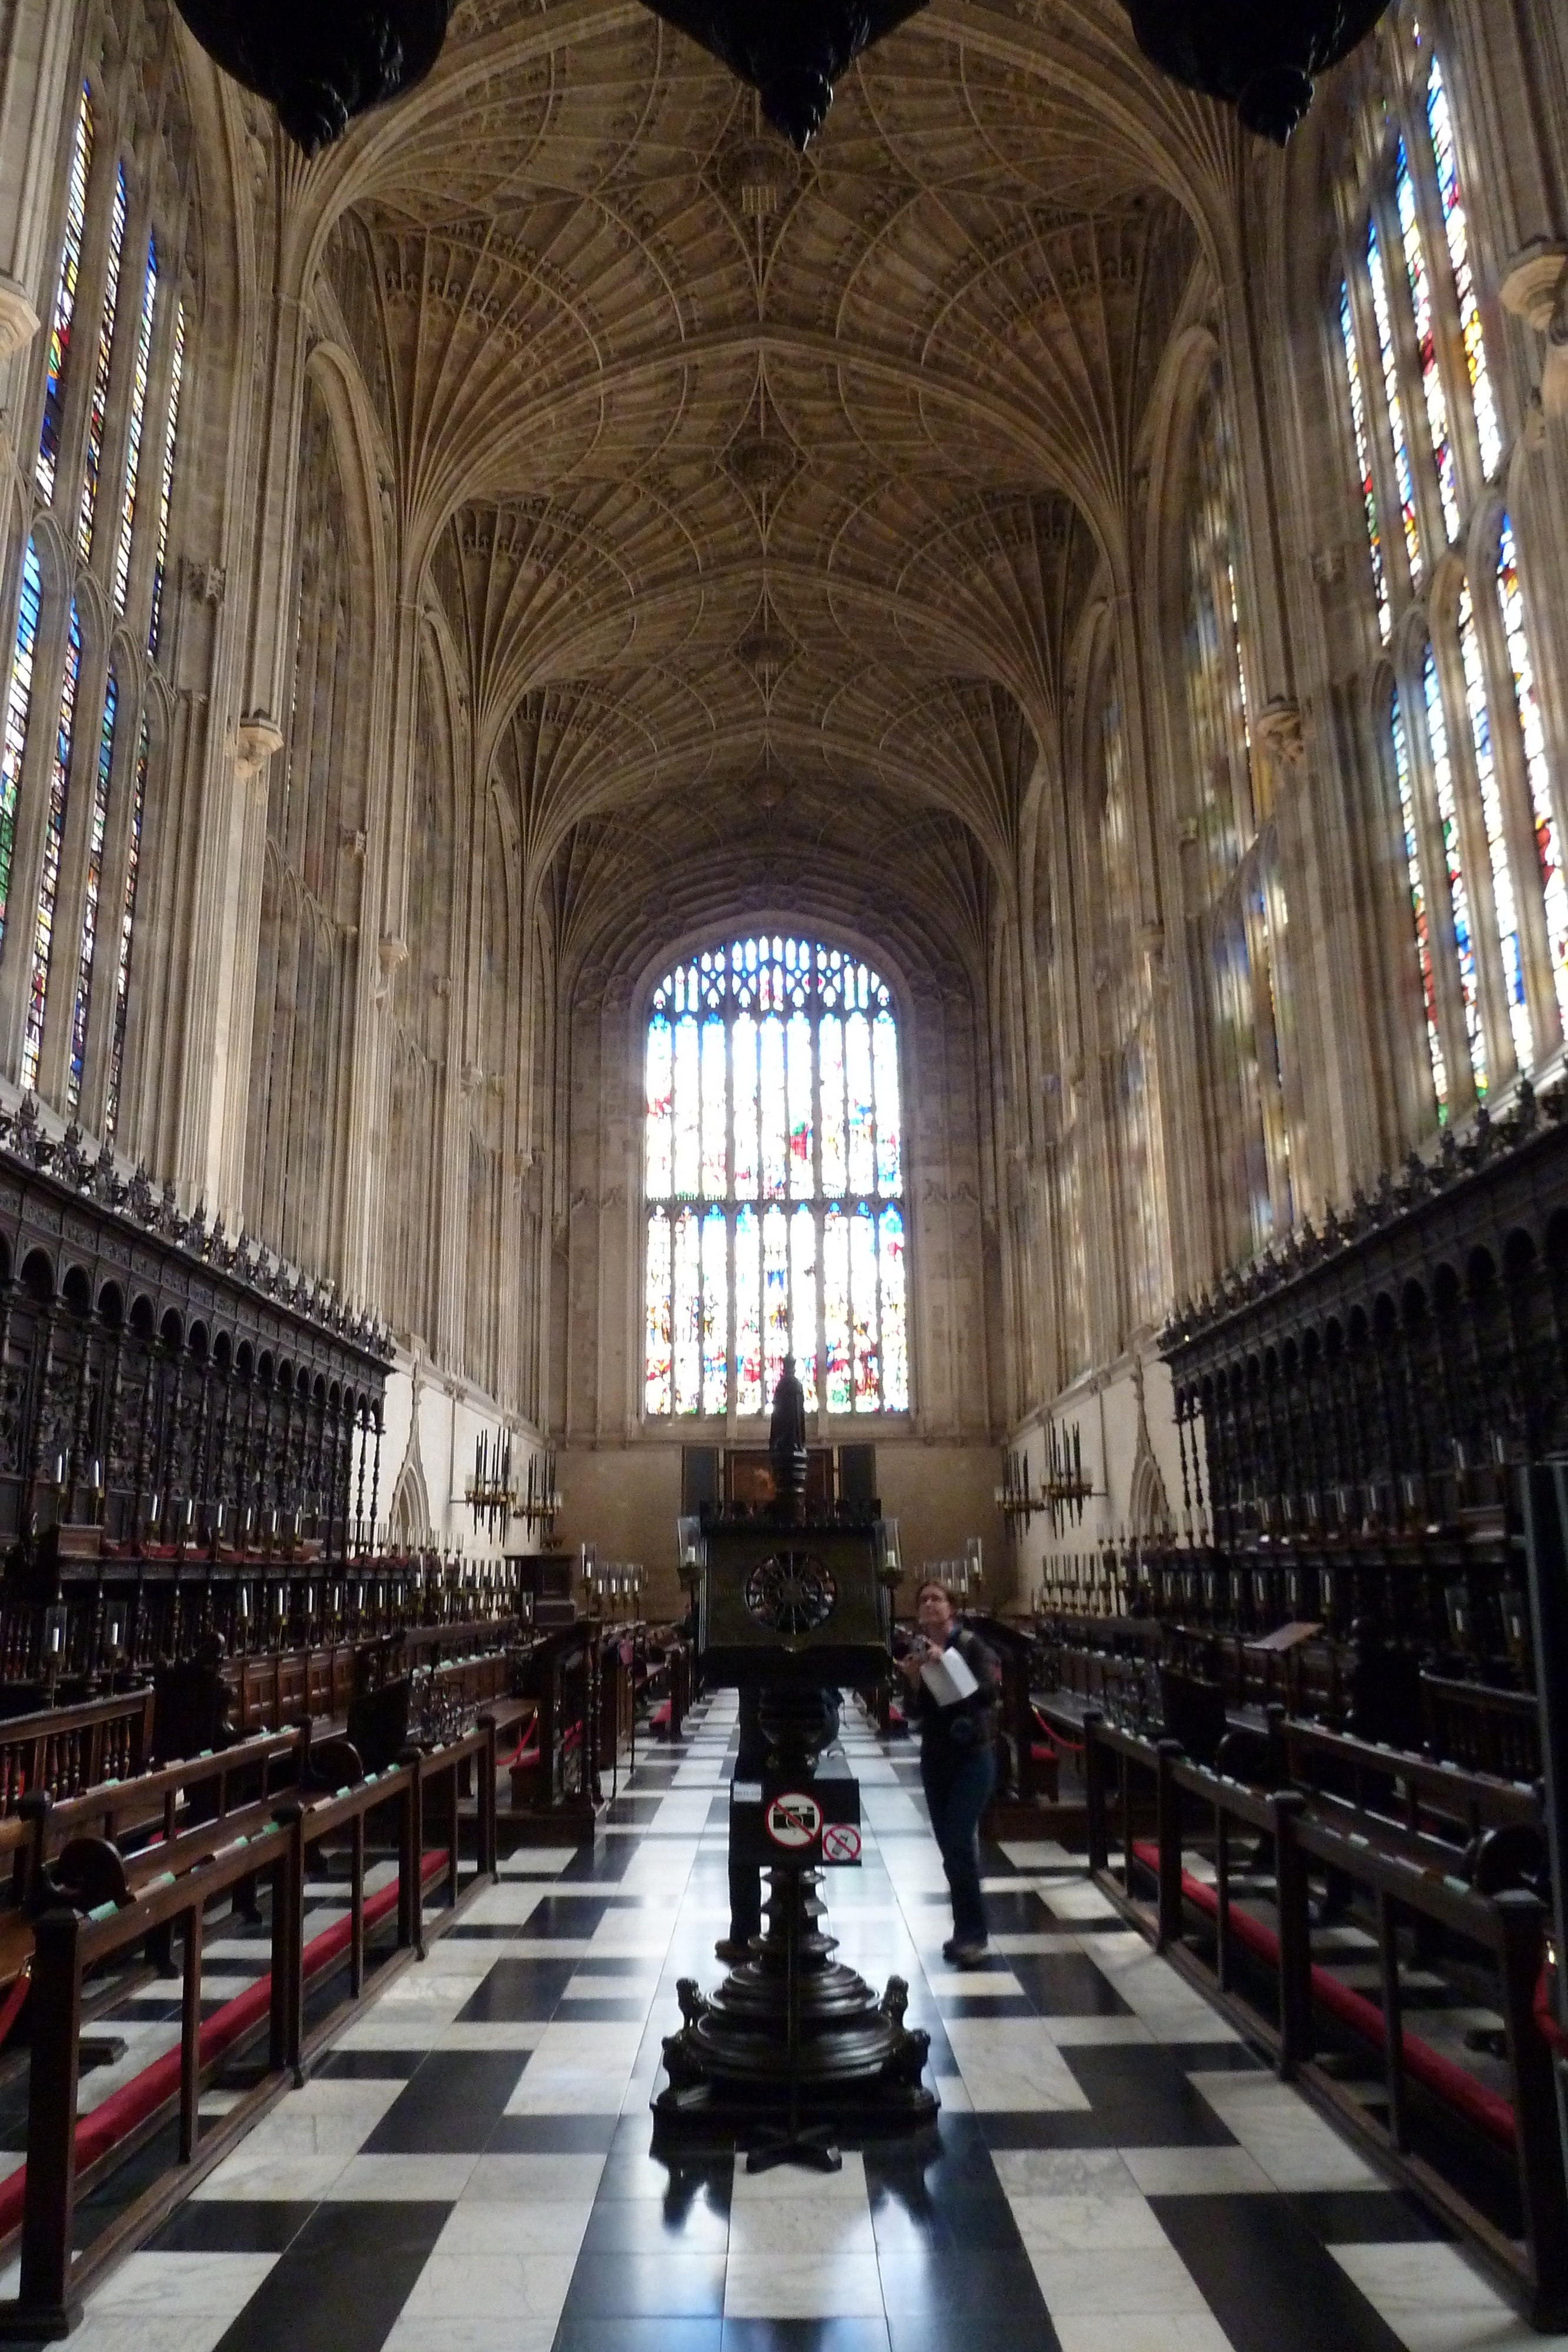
[362, 2052, 530, 2153]
[557, 1843, 638, 1883]
[887, 2318, 1061, 2352]
[487, 2112, 620, 2152]
[1168, 2041, 1268, 2073]
[1286, 2188, 1451, 2243]
[721, 2323, 891, 2352]
[458, 1958, 578, 2020]
[212, 2200, 451, 2352]
[553, 2318, 721, 2352]
[579, 2191, 731, 2252]
[879, 2247, 1051, 2320]
[1062, 2044, 1240, 2145]
[516, 1896, 623, 1936]
[967, 1892, 1064, 1935]
[1008, 1952, 1132, 2017]
[564, 2253, 727, 2317]
[1153, 2193, 1411, 2352]
[151, 2200, 317, 2253]
[934, 1995, 1038, 2020]
[313, 2050, 424, 2080]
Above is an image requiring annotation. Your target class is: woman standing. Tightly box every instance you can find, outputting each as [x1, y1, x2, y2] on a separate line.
[895, 1579, 999, 1966]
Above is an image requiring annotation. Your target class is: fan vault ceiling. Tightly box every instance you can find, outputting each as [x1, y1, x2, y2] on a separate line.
[293, 0, 1232, 987]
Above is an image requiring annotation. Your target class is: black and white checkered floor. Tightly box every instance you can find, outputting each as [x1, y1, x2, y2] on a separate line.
[43, 1695, 1564, 2352]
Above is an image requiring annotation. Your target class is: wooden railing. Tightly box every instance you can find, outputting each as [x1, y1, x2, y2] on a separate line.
[1081, 1711, 1568, 2327]
[0, 1689, 156, 1816]
[0, 1711, 504, 2337]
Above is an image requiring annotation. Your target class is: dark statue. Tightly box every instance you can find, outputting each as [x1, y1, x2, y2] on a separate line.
[630, 0, 928, 148]
[172, 0, 450, 153]
[1119, 0, 1395, 144]
[768, 1355, 808, 1526]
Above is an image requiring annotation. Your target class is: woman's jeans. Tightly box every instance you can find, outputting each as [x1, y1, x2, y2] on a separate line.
[921, 1738, 997, 1946]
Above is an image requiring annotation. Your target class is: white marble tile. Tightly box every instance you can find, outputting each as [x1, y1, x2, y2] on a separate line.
[1043, 2014, 1155, 2046]
[327, 2153, 480, 2199]
[1027, 2243, 1213, 2316]
[433, 2021, 547, 2051]
[999, 1840, 1082, 1870]
[463, 2153, 607, 2203]
[193, 2077, 402, 2200]
[497, 1851, 577, 1876]
[724, 2253, 885, 2318]
[1050, 2317, 1235, 2352]
[1007, 2193, 1169, 2253]
[942, 2020, 1092, 2110]
[454, 1884, 547, 1927]
[1188, 2072, 1383, 2190]
[435, 2195, 597, 2257]
[91, 2253, 279, 2315]
[1042, 1883, 1124, 1923]
[1330, 2241, 1531, 2332]
[651, 1793, 718, 1833]
[504, 2017, 644, 2111]
[992, 2148, 1142, 2200]
[728, 2195, 875, 2257]
[988, 1932, 1086, 1955]
[379, 2317, 558, 2352]
[394, 2250, 579, 2324]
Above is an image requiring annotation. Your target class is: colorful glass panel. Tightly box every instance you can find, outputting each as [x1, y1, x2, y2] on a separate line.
[701, 1015, 727, 1197]
[645, 933, 905, 1415]
[818, 1014, 846, 1194]
[672, 1014, 700, 1195]
[112, 237, 157, 610]
[644, 1208, 673, 1415]
[879, 1206, 908, 1411]
[1392, 684, 1446, 1115]
[1497, 516, 1568, 1038]
[148, 299, 185, 657]
[0, 541, 42, 944]
[791, 1204, 818, 1409]
[22, 602, 82, 1092]
[68, 667, 116, 1106]
[850, 1203, 880, 1411]
[760, 1014, 787, 1198]
[1428, 57, 1502, 483]
[1459, 581, 1532, 1071]
[701, 1207, 727, 1412]
[78, 163, 127, 562]
[824, 1206, 851, 1414]
[1423, 640, 1486, 1097]
[787, 1010, 813, 1196]
[763, 1203, 790, 1405]
[732, 1011, 758, 1198]
[1368, 219, 1423, 583]
[645, 1013, 673, 1195]
[103, 719, 146, 1141]
[673, 1205, 702, 1412]
[735, 1205, 762, 1415]
[1340, 278, 1389, 642]
[39, 88, 92, 506]
[1396, 138, 1460, 543]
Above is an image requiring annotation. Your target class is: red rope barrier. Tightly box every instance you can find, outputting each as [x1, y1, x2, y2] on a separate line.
[1535, 1963, 1568, 2061]
[1032, 1708, 1085, 1758]
[0, 1962, 31, 2056]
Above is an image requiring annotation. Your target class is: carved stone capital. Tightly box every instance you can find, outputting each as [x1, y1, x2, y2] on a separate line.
[1500, 243, 1567, 332]
[1255, 697, 1305, 767]
[235, 713, 284, 779]
[0, 278, 41, 363]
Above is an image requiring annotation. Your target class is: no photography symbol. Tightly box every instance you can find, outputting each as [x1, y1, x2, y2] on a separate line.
[765, 1792, 823, 1848]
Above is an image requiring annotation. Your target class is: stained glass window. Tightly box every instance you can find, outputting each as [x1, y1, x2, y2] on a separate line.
[1367, 219, 1423, 583]
[1457, 582, 1532, 1072]
[112, 237, 157, 610]
[38, 87, 92, 506]
[1340, 279, 1390, 643]
[1391, 684, 1446, 1114]
[103, 718, 147, 1142]
[148, 299, 185, 657]
[1497, 516, 1568, 1039]
[78, 163, 127, 562]
[1396, 138, 1461, 543]
[0, 541, 42, 946]
[1422, 641, 1486, 1098]
[644, 934, 908, 1416]
[67, 668, 115, 1106]
[1427, 57, 1503, 483]
[22, 602, 82, 1093]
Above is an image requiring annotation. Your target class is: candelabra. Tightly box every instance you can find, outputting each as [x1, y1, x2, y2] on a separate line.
[466, 1429, 517, 1538]
[923, 1536, 984, 1600]
[518, 1448, 561, 1538]
[583, 1556, 644, 1616]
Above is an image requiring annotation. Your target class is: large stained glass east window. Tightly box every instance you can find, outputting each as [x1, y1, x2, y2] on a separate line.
[21, 601, 82, 1093]
[68, 667, 115, 1106]
[1457, 581, 1531, 1073]
[1391, 684, 1446, 1115]
[78, 162, 127, 563]
[148, 299, 185, 656]
[103, 719, 146, 1142]
[644, 934, 908, 1417]
[1395, 136, 1460, 544]
[1367, 219, 1422, 584]
[112, 238, 157, 612]
[1422, 640, 1486, 1098]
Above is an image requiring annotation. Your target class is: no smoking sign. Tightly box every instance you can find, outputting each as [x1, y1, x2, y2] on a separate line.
[765, 1792, 823, 1849]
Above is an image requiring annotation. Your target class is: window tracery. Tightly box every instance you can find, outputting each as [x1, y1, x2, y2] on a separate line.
[1335, 28, 1564, 1117]
[643, 935, 908, 1419]
[0, 41, 194, 1140]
